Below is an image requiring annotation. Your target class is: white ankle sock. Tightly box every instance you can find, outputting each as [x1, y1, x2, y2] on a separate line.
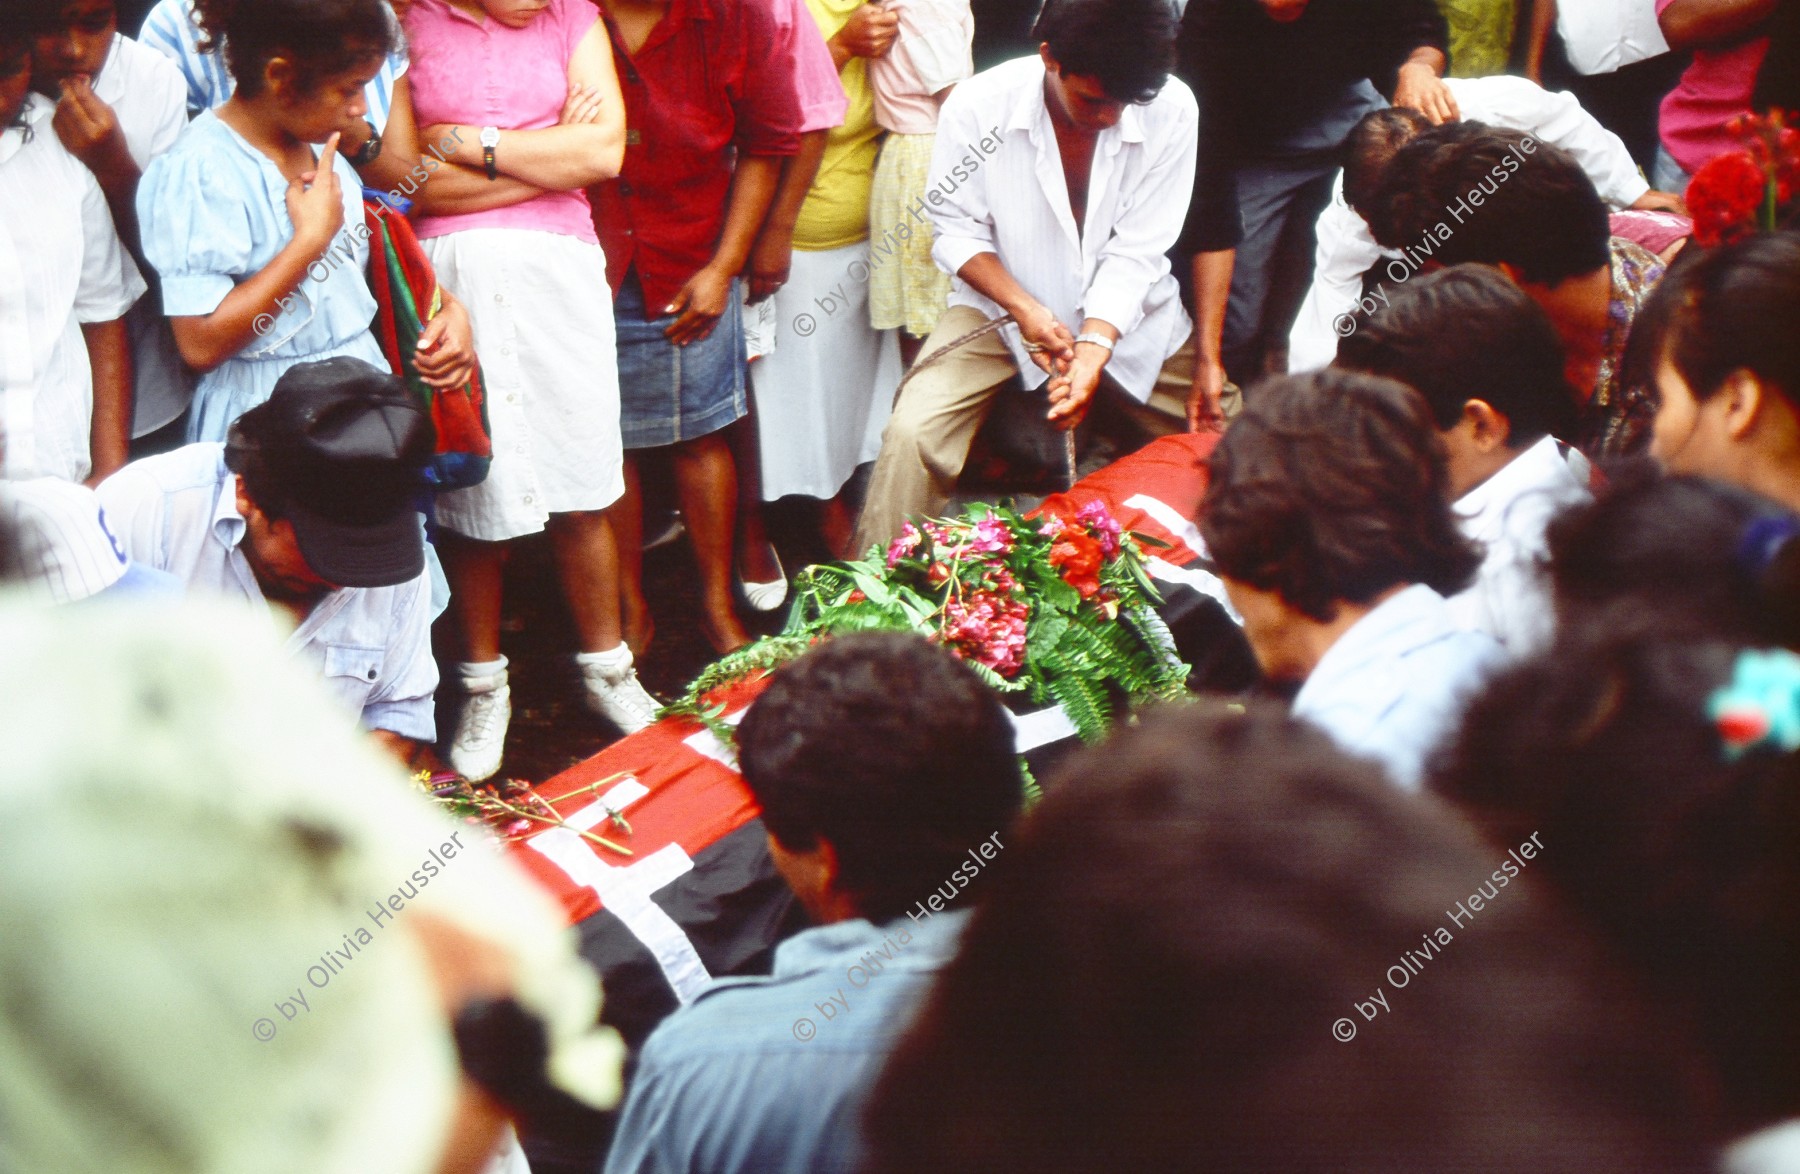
[575, 645, 633, 674]
[457, 656, 508, 690]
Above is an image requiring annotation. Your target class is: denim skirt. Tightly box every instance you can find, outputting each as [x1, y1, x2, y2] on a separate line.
[615, 267, 747, 449]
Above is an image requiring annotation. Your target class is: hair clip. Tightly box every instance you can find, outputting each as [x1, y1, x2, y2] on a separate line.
[1707, 648, 1800, 759]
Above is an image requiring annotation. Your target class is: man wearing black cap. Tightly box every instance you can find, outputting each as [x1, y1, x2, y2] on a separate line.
[96, 358, 440, 762]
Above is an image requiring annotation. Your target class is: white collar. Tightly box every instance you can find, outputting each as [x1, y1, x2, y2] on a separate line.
[1454, 434, 1587, 543]
[1002, 59, 1148, 148]
[210, 468, 248, 552]
[1295, 584, 1454, 709]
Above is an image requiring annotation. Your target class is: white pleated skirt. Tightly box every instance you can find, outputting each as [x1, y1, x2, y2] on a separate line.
[424, 228, 624, 542]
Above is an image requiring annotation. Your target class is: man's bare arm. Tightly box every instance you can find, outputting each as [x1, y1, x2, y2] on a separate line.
[1659, 0, 1777, 49]
[83, 318, 132, 485]
[955, 252, 1076, 373]
[1187, 248, 1234, 432]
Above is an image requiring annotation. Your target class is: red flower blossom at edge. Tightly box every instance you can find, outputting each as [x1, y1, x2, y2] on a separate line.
[1049, 531, 1105, 598]
[1690, 149, 1770, 247]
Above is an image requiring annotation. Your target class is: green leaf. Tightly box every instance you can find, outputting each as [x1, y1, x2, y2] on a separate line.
[849, 570, 896, 607]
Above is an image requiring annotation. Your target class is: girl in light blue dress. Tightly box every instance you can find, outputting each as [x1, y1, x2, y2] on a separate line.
[137, 0, 470, 442]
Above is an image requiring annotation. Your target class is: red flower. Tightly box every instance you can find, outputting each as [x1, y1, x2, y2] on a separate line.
[1049, 531, 1105, 598]
[1689, 149, 1768, 247]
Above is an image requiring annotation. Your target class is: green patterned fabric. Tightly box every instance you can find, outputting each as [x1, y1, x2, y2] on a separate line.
[1438, 0, 1516, 77]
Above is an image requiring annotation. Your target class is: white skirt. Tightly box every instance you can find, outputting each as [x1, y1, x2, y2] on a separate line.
[424, 228, 624, 542]
[750, 242, 901, 501]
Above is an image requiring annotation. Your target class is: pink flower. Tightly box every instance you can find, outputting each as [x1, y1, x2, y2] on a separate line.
[940, 590, 1030, 676]
[1075, 500, 1124, 556]
[968, 516, 1015, 555]
[886, 522, 922, 569]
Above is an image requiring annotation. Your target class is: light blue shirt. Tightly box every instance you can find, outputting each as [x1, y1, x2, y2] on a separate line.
[605, 909, 970, 1174]
[137, 0, 410, 130]
[137, 111, 386, 442]
[1292, 584, 1504, 790]
[94, 444, 437, 739]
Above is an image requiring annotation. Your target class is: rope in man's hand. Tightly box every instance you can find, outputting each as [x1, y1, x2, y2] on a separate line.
[889, 314, 1080, 490]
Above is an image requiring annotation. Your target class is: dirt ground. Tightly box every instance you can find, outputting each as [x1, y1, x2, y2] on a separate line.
[429, 497, 838, 783]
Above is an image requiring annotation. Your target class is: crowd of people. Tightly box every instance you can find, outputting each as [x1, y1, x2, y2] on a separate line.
[4, 0, 1800, 1169]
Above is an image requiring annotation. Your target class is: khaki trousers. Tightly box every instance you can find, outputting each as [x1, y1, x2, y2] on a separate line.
[851, 305, 1239, 552]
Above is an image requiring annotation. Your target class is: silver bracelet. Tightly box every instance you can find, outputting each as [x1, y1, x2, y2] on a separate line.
[1074, 331, 1115, 352]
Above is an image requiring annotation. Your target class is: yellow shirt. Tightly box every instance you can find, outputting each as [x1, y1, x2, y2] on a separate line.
[794, 0, 884, 251]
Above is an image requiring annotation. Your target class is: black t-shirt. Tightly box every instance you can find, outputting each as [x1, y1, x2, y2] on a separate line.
[1173, 0, 1449, 255]
[971, 0, 1046, 72]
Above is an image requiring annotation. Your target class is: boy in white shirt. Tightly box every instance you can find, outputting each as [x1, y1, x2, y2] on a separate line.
[1336, 263, 1592, 656]
[30, 0, 193, 447]
[1199, 367, 1503, 790]
[0, 14, 143, 484]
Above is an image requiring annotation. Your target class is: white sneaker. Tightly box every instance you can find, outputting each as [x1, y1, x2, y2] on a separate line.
[578, 649, 660, 734]
[449, 665, 511, 781]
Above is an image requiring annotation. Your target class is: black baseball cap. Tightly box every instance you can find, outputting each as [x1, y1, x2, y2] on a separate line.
[225, 358, 435, 589]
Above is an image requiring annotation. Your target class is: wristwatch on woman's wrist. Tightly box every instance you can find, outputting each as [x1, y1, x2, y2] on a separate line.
[347, 119, 382, 166]
[480, 126, 500, 181]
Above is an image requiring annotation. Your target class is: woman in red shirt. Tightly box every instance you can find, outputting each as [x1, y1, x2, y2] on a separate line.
[593, 0, 803, 655]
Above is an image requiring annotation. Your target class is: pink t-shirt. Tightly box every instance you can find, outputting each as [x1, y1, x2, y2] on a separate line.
[867, 0, 972, 135]
[1656, 0, 1771, 175]
[404, 0, 601, 242]
[767, 0, 849, 133]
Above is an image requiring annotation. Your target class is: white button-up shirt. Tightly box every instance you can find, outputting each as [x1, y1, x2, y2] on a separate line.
[1558, 0, 1670, 76]
[95, 33, 189, 168]
[1293, 584, 1503, 790]
[0, 94, 146, 482]
[1449, 435, 1591, 657]
[929, 56, 1197, 401]
[95, 444, 438, 739]
[1289, 75, 1651, 373]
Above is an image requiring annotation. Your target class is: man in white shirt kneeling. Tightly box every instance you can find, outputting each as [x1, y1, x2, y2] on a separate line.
[852, 0, 1204, 552]
[97, 357, 441, 767]
[1336, 263, 1592, 657]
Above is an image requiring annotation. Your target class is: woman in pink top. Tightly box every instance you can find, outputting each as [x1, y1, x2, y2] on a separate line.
[406, 0, 658, 782]
[1654, 0, 1776, 193]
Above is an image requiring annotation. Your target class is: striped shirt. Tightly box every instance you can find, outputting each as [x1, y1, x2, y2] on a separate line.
[137, 0, 410, 131]
[0, 479, 129, 603]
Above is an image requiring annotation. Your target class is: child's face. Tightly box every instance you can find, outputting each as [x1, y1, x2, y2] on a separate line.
[30, 0, 116, 94]
[0, 43, 31, 129]
[270, 56, 380, 144]
[481, 0, 552, 29]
